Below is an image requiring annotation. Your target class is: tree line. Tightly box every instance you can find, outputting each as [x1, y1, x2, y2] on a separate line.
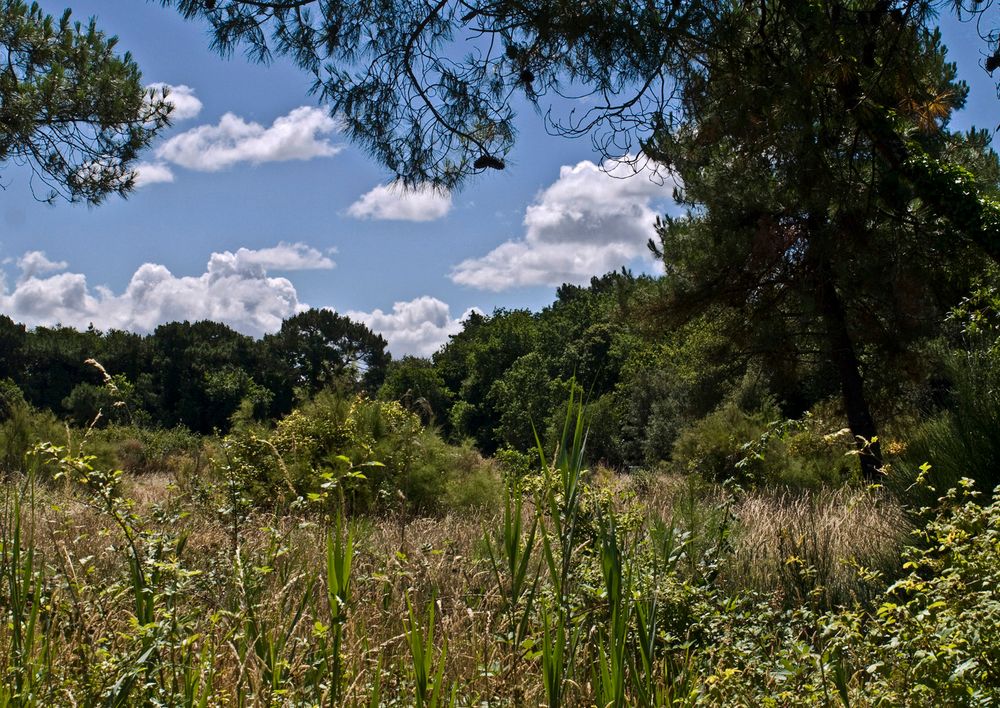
[0, 309, 388, 433]
[3, 254, 987, 485]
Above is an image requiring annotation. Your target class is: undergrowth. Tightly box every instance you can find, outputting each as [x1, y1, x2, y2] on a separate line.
[0, 391, 996, 705]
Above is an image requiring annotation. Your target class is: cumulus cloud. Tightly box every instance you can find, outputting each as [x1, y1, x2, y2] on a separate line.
[156, 107, 341, 172]
[210, 242, 336, 273]
[450, 158, 677, 290]
[347, 182, 452, 222]
[348, 296, 480, 357]
[147, 83, 203, 121]
[133, 162, 175, 187]
[0, 243, 335, 338]
[17, 251, 68, 282]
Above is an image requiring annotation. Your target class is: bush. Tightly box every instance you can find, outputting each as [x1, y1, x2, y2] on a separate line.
[89, 425, 205, 476]
[420, 435, 501, 512]
[222, 391, 499, 515]
[671, 401, 780, 484]
[672, 399, 858, 488]
[897, 285, 1000, 501]
[0, 378, 27, 421]
[835, 481, 1000, 702]
[0, 400, 64, 474]
[901, 347, 1000, 501]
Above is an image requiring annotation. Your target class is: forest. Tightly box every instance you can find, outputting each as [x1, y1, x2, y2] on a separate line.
[3, 0, 1000, 704]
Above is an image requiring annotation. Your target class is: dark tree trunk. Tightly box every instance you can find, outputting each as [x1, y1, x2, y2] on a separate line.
[816, 266, 883, 480]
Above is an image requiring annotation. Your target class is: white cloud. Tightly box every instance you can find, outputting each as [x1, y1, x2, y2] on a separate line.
[147, 83, 203, 121]
[156, 107, 341, 172]
[211, 242, 336, 273]
[17, 251, 67, 282]
[347, 182, 452, 222]
[348, 297, 480, 357]
[450, 158, 676, 290]
[133, 162, 175, 187]
[0, 243, 334, 338]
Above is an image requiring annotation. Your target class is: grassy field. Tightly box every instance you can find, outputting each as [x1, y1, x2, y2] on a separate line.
[10, 429, 978, 706]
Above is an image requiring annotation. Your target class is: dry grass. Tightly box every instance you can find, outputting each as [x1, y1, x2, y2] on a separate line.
[6, 472, 522, 704]
[628, 474, 909, 606]
[0, 467, 910, 705]
[725, 488, 908, 605]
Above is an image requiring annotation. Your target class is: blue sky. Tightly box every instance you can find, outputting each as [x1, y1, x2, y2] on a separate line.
[1, 2, 997, 356]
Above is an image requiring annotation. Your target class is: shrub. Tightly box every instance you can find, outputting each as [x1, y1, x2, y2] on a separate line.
[221, 391, 499, 515]
[0, 378, 27, 421]
[671, 399, 859, 489]
[900, 347, 1000, 501]
[0, 401, 64, 474]
[671, 401, 780, 484]
[89, 425, 206, 476]
[843, 481, 1000, 701]
[494, 446, 536, 488]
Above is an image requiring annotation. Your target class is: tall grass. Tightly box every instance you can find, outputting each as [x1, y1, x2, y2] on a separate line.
[3, 418, 998, 704]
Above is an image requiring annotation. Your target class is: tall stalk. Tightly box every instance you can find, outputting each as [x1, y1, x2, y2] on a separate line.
[483, 485, 539, 702]
[535, 385, 588, 708]
[404, 593, 449, 708]
[1, 465, 51, 704]
[594, 509, 631, 708]
[326, 513, 354, 702]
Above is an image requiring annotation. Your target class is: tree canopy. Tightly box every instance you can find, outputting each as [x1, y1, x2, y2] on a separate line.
[0, 310, 389, 434]
[160, 0, 998, 189]
[0, 0, 170, 203]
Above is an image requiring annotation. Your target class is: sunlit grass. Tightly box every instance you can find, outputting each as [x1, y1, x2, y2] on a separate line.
[2, 422, 997, 705]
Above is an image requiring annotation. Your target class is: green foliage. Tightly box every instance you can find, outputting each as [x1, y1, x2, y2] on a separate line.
[434, 439, 502, 512]
[0, 313, 391, 436]
[90, 424, 205, 476]
[148, 320, 262, 433]
[617, 315, 748, 468]
[263, 308, 390, 409]
[672, 400, 858, 488]
[62, 382, 117, 427]
[647, 12, 996, 478]
[494, 446, 536, 487]
[487, 351, 563, 451]
[203, 366, 274, 425]
[581, 393, 623, 466]
[0, 378, 26, 421]
[222, 391, 498, 514]
[429, 276, 668, 463]
[404, 593, 450, 708]
[3, 387, 1000, 703]
[439, 308, 538, 453]
[900, 285, 1000, 500]
[852, 481, 1000, 702]
[671, 401, 779, 484]
[0, 0, 170, 202]
[905, 143, 1000, 259]
[0, 399, 63, 474]
[0, 316, 26, 379]
[18, 325, 104, 414]
[483, 486, 539, 698]
[902, 348, 1000, 502]
[378, 355, 452, 427]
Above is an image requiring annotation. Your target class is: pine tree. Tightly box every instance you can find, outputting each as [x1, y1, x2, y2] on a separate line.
[1, 1, 170, 203]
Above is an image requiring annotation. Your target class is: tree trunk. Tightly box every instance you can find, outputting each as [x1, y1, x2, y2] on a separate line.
[817, 266, 884, 481]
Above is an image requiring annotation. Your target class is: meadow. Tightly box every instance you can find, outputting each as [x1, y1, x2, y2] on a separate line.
[1, 392, 996, 706]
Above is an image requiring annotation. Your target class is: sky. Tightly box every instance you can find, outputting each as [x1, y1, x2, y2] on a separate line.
[1, 2, 997, 357]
